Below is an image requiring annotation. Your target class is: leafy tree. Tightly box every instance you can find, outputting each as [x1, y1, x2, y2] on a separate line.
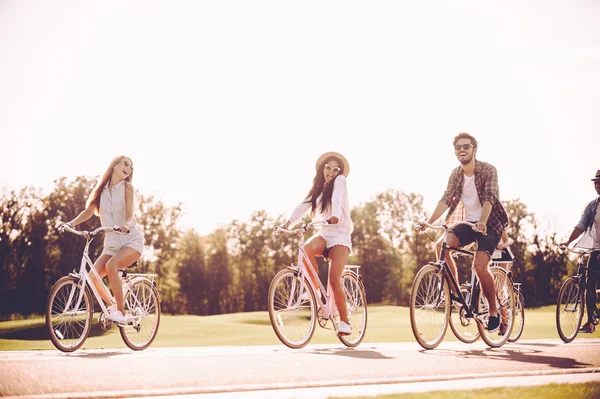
[177, 229, 207, 314]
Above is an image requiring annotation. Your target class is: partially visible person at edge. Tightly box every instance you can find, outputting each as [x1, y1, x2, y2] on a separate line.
[278, 152, 354, 336]
[560, 169, 600, 334]
[64, 155, 145, 325]
[416, 132, 509, 333]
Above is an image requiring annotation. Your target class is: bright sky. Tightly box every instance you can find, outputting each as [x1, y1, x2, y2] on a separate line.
[1, 1, 598, 238]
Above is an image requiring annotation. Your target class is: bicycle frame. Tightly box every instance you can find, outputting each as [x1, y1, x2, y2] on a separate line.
[438, 241, 481, 320]
[287, 226, 340, 320]
[60, 225, 156, 323]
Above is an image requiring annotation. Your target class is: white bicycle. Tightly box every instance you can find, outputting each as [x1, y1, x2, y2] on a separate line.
[46, 224, 160, 352]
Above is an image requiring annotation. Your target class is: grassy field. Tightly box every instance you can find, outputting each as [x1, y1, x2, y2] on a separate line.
[330, 382, 600, 399]
[1, 305, 599, 351]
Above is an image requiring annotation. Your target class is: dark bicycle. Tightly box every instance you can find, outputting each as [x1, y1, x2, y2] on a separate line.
[410, 221, 516, 349]
[556, 245, 599, 343]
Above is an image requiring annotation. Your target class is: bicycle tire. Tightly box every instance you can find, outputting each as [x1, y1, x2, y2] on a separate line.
[556, 277, 584, 343]
[477, 266, 515, 348]
[449, 286, 480, 343]
[337, 271, 367, 347]
[46, 276, 93, 352]
[409, 264, 450, 350]
[508, 290, 525, 343]
[120, 279, 161, 350]
[268, 268, 317, 349]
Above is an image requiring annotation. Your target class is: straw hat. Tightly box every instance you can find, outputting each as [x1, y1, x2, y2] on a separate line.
[592, 170, 600, 182]
[315, 152, 350, 177]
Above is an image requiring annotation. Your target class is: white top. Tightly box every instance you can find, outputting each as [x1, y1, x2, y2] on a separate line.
[99, 181, 143, 247]
[287, 175, 354, 235]
[461, 173, 482, 222]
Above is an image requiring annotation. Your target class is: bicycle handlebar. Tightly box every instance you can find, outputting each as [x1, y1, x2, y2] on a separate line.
[273, 220, 329, 236]
[59, 224, 126, 236]
[415, 220, 485, 234]
[558, 245, 595, 255]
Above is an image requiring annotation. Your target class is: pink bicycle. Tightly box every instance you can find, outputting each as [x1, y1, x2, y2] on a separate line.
[268, 221, 367, 349]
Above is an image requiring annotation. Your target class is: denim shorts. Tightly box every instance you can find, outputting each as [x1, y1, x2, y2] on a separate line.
[449, 222, 502, 257]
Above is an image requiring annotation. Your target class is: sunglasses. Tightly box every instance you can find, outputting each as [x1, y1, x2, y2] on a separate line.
[324, 164, 341, 174]
[454, 143, 474, 151]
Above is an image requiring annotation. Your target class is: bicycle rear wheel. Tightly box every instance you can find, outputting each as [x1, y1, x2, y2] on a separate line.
[268, 268, 317, 349]
[556, 277, 584, 343]
[508, 291, 525, 343]
[120, 279, 161, 350]
[449, 287, 480, 343]
[46, 276, 93, 352]
[409, 264, 450, 350]
[477, 267, 515, 348]
[337, 271, 367, 347]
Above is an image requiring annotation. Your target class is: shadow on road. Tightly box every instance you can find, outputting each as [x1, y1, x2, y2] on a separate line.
[310, 346, 394, 360]
[422, 347, 592, 369]
[63, 350, 131, 359]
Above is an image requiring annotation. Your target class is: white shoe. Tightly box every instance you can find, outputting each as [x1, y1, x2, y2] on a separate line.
[337, 321, 352, 336]
[300, 292, 310, 302]
[106, 309, 128, 325]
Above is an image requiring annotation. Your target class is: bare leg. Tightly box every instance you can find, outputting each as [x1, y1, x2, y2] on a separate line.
[304, 235, 326, 292]
[497, 262, 512, 326]
[474, 251, 497, 317]
[91, 254, 114, 306]
[328, 245, 351, 324]
[105, 247, 141, 313]
[443, 233, 461, 296]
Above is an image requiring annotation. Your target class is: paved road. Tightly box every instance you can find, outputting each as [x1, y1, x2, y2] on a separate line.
[2, 339, 600, 398]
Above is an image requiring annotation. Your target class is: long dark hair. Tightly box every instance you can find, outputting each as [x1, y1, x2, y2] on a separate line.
[303, 156, 345, 217]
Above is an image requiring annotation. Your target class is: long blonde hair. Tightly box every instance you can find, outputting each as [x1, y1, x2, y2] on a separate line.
[86, 155, 134, 216]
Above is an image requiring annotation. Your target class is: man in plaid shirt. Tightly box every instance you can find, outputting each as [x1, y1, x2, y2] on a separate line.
[418, 132, 508, 333]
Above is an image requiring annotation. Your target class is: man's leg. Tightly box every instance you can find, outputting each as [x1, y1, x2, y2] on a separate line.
[444, 233, 461, 296]
[473, 250, 499, 330]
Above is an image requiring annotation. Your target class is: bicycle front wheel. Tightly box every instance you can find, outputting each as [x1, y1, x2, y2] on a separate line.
[556, 277, 584, 343]
[477, 267, 515, 348]
[120, 279, 161, 350]
[409, 264, 450, 350]
[268, 269, 317, 349]
[337, 271, 367, 347]
[46, 276, 93, 352]
[508, 291, 525, 343]
[449, 286, 480, 344]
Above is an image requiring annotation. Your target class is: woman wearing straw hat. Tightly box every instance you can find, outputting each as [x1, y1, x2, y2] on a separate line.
[280, 151, 354, 336]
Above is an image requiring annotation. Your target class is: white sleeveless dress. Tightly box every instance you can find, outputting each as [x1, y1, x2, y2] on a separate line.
[99, 181, 145, 256]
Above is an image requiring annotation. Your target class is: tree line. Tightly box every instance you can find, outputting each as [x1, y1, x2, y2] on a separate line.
[0, 176, 576, 318]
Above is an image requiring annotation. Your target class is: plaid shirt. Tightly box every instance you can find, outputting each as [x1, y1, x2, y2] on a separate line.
[440, 160, 508, 237]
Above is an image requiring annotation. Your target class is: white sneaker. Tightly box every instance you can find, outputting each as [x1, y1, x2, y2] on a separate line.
[337, 321, 352, 336]
[300, 292, 310, 302]
[106, 309, 128, 325]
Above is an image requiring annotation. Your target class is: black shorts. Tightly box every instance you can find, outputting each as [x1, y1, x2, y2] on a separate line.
[449, 222, 502, 257]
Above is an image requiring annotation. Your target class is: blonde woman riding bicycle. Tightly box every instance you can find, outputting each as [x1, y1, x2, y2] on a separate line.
[65, 155, 145, 325]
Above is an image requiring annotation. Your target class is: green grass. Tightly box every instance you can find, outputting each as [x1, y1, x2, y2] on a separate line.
[1, 305, 599, 351]
[330, 382, 600, 399]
